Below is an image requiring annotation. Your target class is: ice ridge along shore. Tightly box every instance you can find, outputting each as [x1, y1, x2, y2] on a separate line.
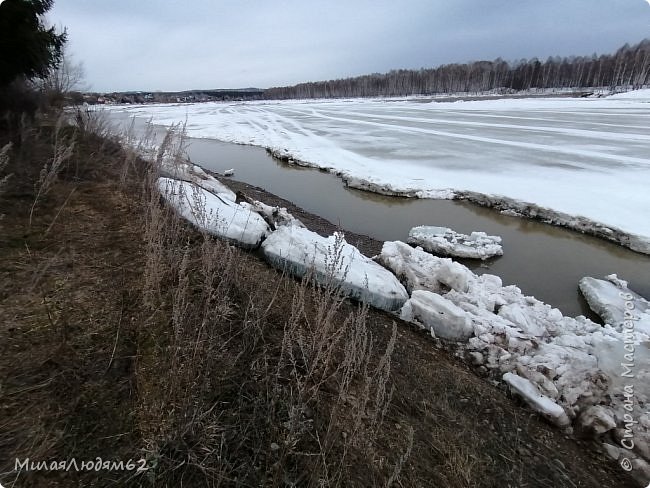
[379, 240, 650, 474]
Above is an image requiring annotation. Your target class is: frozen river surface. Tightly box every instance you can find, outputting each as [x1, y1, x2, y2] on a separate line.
[112, 91, 650, 245]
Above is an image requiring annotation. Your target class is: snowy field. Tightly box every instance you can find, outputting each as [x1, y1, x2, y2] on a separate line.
[110, 90, 650, 249]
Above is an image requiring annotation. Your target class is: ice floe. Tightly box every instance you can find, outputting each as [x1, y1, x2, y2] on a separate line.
[261, 226, 408, 311]
[157, 177, 269, 248]
[400, 290, 473, 340]
[159, 162, 237, 202]
[579, 274, 650, 336]
[407, 225, 503, 260]
[240, 199, 305, 230]
[503, 372, 570, 427]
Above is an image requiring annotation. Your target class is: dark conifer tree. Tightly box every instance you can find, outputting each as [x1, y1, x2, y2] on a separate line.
[0, 0, 67, 86]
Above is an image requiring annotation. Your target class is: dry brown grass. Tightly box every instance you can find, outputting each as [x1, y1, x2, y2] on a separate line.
[29, 115, 76, 227]
[125, 126, 409, 487]
[0, 142, 11, 190]
[0, 142, 11, 225]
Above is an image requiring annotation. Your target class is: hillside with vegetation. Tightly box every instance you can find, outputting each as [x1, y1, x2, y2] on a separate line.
[1, 102, 642, 488]
[265, 39, 650, 99]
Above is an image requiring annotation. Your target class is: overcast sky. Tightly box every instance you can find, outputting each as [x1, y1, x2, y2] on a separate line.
[48, 0, 650, 92]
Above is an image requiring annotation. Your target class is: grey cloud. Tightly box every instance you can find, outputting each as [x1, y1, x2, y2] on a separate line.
[48, 0, 650, 91]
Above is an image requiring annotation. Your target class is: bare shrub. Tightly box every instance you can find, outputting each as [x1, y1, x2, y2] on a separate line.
[74, 107, 114, 139]
[155, 120, 189, 173]
[270, 236, 403, 486]
[118, 116, 156, 186]
[39, 48, 87, 105]
[139, 124, 188, 308]
[0, 142, 11, 193]
[29, 115, 75, 226]
[385, 425, 415, 487]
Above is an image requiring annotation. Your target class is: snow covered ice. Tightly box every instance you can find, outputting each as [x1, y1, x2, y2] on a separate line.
[240, 199, 305, 230]
[579, 274, 650, 336]
[400, 290, 473, 341]
[608, 88, 650, 101]
[378, 241, 650, 458]
[157, 177, 269, 248]
[261, 226, 408, 311]
[408, 225, 503, 259]
[375, 241, 476, 296]
[503, 372, 570, 427]
[159, 161, 237, 202]
[109, 92, 650, 253]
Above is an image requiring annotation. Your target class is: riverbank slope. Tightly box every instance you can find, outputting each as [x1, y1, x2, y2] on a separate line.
[0, 114, 637, 487]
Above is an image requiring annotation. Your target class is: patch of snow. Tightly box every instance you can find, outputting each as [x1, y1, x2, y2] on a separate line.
[602, 442, 621, 462]
[577, 405, 616, 435]
[261, 226, 408, 311]
[157, 177, 269, 248]
[608, 88, 650, 100]
[408, 225, 503, 260]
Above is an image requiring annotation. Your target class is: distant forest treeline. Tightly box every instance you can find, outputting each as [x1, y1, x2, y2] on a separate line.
[265, 39, 650, 99]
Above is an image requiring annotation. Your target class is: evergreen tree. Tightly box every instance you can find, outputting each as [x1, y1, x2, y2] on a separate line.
[0, 0, 67, 86]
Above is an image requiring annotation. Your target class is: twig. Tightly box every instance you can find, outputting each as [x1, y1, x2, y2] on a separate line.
[44, 186, 76, 236]
[105, 296, 125, 374]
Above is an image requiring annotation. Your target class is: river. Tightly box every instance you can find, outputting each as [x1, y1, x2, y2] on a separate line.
[110, 110, 650, 318]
